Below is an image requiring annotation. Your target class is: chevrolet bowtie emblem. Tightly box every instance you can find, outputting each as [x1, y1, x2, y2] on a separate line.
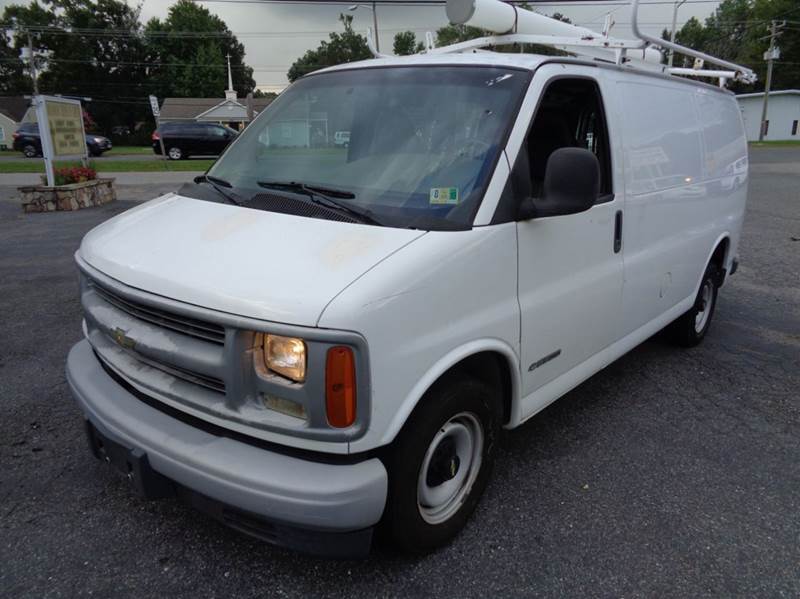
[112, 327, 136, 350]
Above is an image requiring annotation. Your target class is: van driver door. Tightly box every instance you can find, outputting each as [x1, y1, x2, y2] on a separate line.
[510, 67, 624, 420]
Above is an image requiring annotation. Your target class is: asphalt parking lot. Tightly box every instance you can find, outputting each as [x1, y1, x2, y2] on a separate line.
[1, 146, 798, 598]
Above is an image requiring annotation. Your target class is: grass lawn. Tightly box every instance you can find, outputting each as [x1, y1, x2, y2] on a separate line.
[0, 159, 213, 174]
[749, 140, 800, 147]
[106, 145, 153, 155]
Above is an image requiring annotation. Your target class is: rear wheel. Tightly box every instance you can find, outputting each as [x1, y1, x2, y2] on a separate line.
[167, 146, 183, 160]
[23, 144, 38, 158]
[380, 377, 499, 553]
[668, 262, 720, 347]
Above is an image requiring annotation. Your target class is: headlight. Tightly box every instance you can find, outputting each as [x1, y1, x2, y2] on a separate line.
[93, 137, 104, 143]
[264, 334, 306, 382]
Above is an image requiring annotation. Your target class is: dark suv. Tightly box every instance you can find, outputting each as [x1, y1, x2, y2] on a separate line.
[12, 122, 112, 158]
[152, 122, 238, 160]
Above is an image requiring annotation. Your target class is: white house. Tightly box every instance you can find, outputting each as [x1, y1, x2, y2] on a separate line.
[159, 57, 273, 129]
[736, 90, 800, 141]
[0, 96, 33, 150]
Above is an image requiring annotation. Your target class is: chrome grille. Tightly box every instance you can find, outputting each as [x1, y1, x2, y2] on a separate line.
[82, 271, 228, 400]
[89, 279, 226, 345]
[128, 348, 226, 393]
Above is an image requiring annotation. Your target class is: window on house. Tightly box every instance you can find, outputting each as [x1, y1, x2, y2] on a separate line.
[792, 120, 798, 136]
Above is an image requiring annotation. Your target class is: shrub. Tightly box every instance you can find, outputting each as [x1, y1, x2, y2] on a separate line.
[52, 166, 97, 185]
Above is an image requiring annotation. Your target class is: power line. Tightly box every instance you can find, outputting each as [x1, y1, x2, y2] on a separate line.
[197, 0, 724, 4]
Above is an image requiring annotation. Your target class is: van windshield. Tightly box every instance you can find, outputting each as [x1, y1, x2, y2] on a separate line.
[207, 66, 530, 230]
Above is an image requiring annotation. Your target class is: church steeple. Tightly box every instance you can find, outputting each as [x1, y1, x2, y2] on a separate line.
[225, 53, 237, 101]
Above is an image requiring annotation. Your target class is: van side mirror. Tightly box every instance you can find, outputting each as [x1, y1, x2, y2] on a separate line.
[518, 147, 600, 220]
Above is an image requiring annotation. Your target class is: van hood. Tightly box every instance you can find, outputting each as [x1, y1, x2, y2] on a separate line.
[79, 193, 426, 327]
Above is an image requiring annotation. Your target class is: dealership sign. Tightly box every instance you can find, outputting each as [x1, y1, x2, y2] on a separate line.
[33, 95, 88, 186]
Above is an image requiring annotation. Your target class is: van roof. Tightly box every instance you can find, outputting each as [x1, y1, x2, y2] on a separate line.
[314, 51, 734, 95]
[318, 51, 549, 75]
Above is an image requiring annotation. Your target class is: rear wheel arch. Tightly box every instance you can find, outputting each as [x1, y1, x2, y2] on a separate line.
[709, 237, 730, 286]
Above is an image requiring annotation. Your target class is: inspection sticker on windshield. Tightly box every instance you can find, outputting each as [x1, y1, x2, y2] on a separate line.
[430, 187, 459, 205]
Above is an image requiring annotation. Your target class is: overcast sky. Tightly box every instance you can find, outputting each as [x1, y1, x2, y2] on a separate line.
[2, 0, 719, 91]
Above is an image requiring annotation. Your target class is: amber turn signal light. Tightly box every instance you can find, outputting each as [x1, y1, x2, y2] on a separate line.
[325, 346, 356, 428]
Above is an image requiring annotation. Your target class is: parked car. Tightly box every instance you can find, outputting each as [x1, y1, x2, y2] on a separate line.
[12, 122, 112, 158]
[66, 31, 748, 557]
[152, 122, 238, 160]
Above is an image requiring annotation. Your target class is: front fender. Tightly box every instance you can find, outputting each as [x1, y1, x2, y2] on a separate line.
[378, 338, 522, 448]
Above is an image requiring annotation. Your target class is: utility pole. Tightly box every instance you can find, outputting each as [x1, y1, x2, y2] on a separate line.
[668, 0, 687, 68]
[759, 20, 785, 142]
[372, 1, 379, 52]
[24, 28, 39, 95]
[348, 3, 379, 51]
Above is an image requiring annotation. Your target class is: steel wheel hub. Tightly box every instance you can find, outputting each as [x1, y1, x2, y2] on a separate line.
[695, 280, 713, 333]
[417, 412, 483, 525]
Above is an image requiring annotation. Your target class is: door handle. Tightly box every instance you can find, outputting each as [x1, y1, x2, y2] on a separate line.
[614, 210, 623, 254]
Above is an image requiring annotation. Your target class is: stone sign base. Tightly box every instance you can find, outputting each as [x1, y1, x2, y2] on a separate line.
[19, 178, 116, 213]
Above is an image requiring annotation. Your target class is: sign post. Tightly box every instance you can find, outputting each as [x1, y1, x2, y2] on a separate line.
[149, 95, 168, 165]
[33, 95, 88, 187]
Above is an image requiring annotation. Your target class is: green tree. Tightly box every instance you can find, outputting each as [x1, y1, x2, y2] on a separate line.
[287, 14, 371, 82]
[393, 30, 424, 56]
[0, 2, 55, 94]
[1, 0, 149, 132]
[666, 0, 799, 92]
[145, 0, 256, 99]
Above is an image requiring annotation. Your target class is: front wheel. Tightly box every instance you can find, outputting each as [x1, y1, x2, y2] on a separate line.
[23, 144, 38, 158]
[380, 377, 499, 553]
[668, 262, 720, 347]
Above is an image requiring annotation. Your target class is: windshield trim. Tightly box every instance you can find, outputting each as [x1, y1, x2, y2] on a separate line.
[210, 64, 533, 231]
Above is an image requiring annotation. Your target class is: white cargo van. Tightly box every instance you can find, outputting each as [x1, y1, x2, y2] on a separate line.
[66, 0, 752, 557]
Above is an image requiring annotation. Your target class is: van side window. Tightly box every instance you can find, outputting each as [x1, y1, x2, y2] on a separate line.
[526, 78, 612, 201]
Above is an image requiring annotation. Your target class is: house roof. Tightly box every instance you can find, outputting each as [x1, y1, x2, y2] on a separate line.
[0, 96, 31, 123]
[736, 89, 800, 100]
[159, 97, 273, 120]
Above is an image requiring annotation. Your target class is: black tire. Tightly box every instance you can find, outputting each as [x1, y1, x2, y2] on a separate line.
[380, 376, 499, 554]
[23, 144, 38, 158]
[668, 262, 720, 347]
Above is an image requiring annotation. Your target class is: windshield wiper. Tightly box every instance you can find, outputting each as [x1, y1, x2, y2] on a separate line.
[193, 175, 243, 206]
[256, 180, 383, 226]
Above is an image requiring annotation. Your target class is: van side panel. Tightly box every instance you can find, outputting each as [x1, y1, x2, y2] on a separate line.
[617, 80, 745, 336]
[318, 224, 521, 453]
[694, 88, 749, 273]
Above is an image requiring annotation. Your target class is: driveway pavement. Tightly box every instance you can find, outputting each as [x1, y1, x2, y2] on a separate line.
[0, 147, 798, 598]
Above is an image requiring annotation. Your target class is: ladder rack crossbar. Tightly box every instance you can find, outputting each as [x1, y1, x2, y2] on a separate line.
[629, 0, 756, 83]
[425, 33, 649, 55]
[415, 0, 758, 86]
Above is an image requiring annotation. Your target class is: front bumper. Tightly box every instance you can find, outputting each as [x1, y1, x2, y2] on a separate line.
[66, 339, 388, 557]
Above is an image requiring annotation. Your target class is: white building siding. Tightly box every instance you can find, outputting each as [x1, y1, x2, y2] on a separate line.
[737, 91, 800, 141]
[0, 113, 18, 149]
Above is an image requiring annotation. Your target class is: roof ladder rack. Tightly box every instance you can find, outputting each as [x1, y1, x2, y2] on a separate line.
[415, 0, 757, 87]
